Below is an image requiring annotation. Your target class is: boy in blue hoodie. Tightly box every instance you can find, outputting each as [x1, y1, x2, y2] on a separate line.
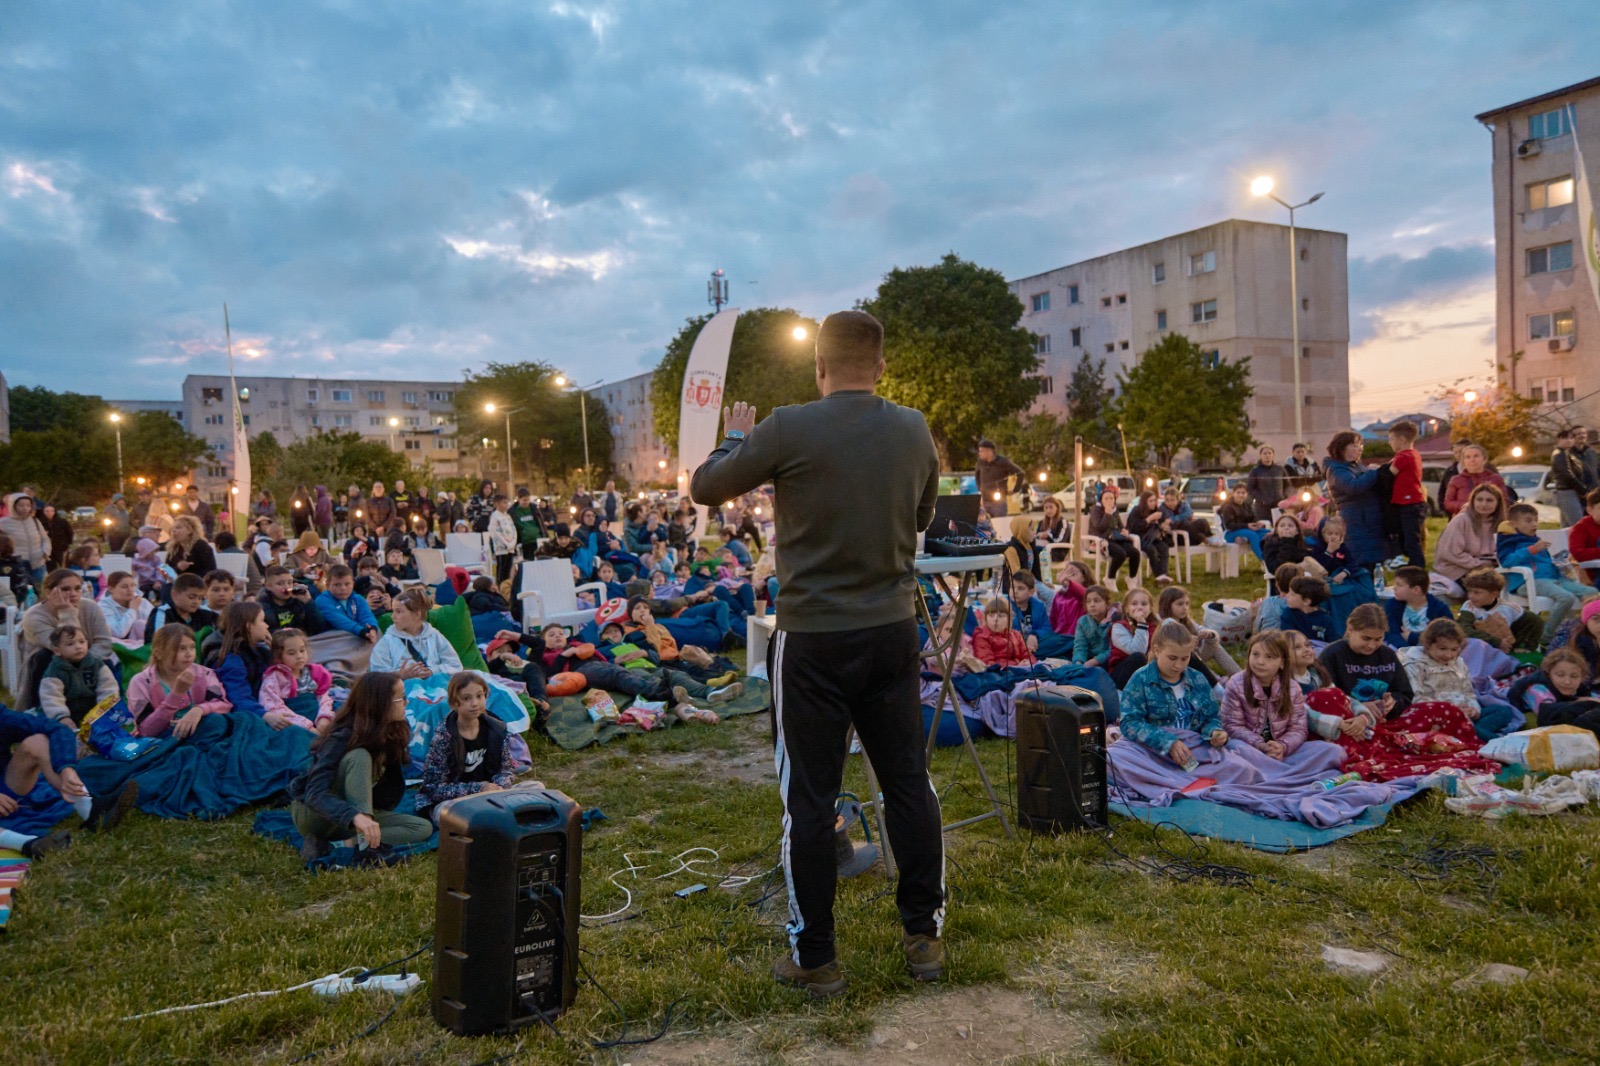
[1009, 571, 1072, 659]
[1383, 566, 1454, 647]
[313, 564, 381, 644]
[1497, 503, 1590, 642]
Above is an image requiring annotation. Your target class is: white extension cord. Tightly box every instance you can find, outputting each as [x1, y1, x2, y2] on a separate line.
[312, 973, 422, 996]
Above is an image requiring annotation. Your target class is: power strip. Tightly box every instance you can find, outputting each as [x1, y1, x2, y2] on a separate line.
[312, 973, 423, 997]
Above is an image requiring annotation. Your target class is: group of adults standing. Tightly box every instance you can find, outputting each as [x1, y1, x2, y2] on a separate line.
[1547, 427, 1600, 527]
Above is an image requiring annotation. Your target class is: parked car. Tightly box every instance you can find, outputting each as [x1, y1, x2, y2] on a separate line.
[1176, 473, 1244, 517]
[1050, 473, 1139, 514]
[1497, 464, 1555, 507]
[1421, 463, 1449, 517]
[71, 505, 98, 521]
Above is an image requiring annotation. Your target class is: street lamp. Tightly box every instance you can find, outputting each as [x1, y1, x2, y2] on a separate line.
[1251, 176, 1325, 444]
[484, 402, 523, 489]
[1463, 390, 1478, 404]
[552, 374, 605, 488]
[387, 416, 400, 452]
[108, 412, 124, 494]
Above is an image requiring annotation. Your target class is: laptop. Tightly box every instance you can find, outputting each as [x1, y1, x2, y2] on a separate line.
[927, 494, 982, 540]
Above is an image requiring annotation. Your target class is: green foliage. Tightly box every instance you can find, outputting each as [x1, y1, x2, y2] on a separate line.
[455, 362, 615, 492]
[650, 308, 821, 451]
[8, 385, 108, 434]
[862, 253, 1041, 467]
[1114, 333, 1255, 468]
[1063, 353, 1119, 454]
[256, 431, 410, 504]
[120, 411, 209, 487]
[1450, 386, 1547, 462]
[0, 426, 116, 505]
[248, 430, 284, 484]
[987, 413, 1068, 482]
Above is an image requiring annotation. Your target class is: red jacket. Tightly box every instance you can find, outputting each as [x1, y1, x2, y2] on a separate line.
[972, 626, 1034, 668]
[1443, 470, 1509, 515]
[1390, 448, 1424, 505]
[1571, 515, 1600, 564]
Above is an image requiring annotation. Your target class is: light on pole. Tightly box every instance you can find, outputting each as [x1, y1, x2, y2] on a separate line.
[387, 416, 400, 452]
[1251, 176, 1324, 445]
[552, 374, 604, 488]
[484, 403, 522, 489]
[108, 412, 125, 495]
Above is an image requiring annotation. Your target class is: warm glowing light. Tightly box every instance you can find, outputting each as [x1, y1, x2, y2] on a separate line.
[354, 509, 363, 518]
[1302, 491, 1312, 503]
[657, 459, 668, 470]
[484, 403, 497, 414]
[792, 325, 808, 341]
[754, 506, 763, 515]
[102, 517, 112, 527]
[569, 506, 578, 515]
[109, 412, 121, 423]
[678, 473, 687, 482]
[1463, 390, 1478, 403]
[1145, 477, 1154, 488]
[1511, 445, 1524, 458]
[992, 491, 1002, 501]
[1218, 491, 1228, 501]
[1250, 175, 1274, 197]
[169, 502, 181, 512]
[231, 486, 239, 495]
[136, 477, 147, 485]
[293, 500, 302, 509]
[553, 375, 568, 388]
[1085, 456, 1095, 468]
[388, 417, 400, 427]
[1038, 471, 1048, 482]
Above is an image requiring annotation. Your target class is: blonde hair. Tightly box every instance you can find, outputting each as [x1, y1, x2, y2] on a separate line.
[171, 515, 204, 543]
[1151, 619, 1197, 651]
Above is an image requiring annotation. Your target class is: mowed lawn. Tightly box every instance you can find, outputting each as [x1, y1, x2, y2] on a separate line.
[5, 531, 1600, 1064]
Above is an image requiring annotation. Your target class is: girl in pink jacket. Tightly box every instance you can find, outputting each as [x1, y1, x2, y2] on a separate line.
[127, 624, 232, 738]
[1219, 632, 1309, 759]
[258, 627, 334, 732]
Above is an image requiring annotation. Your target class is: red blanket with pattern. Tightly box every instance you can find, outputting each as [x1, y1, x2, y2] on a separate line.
[1305, 689, 1500, 781]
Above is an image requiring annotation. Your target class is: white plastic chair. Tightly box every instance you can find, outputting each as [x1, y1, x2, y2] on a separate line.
[445, 532, 489, 574]
[517, 558, 607, 632]
[414, 547, 447, 587]
[0, 604, 20, 693]
[214, 553, 249, 580]
[1039, 541, 1072, 584]
[1499, 566, 1555, 615]
[1079, 533, 1144, 586]
[101, 554, 133, 575]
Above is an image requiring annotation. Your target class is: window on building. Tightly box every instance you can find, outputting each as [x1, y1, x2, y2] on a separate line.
[1188, 250, 1217, 275]
[1527, 241, 1574, 275]
[333, 414, 352, 427]
[436, 436, 453, 449]
[429, 390, 453, 402]
[369, 416, 383, 427]
[1156, 310, 1168, 331]
[201, 387, 224, 403]
[331, 389, 352, 403]
[1104, 343, 1115, 353]
[404, 439, 421, 451]
[1070, 327, 1082, 347]
[310, 415, 320, 427]
[1301, 297, 1310, 310]
[1152, 262, 1165, 284]
[402, 391, 418, 404]
[434, 416, 448, 426]
[306, 388, 319, 403]
[1031, 292, 1050, 312]
[1033, 376, 1054, 395]
[1101, 296, 1112, 308]
[366, 389, 385, 403]
[1203, 350, 1221, 369]
[1529, 107, 1571, 140]
[405, 416, 420, 427]
[1116, 293, 1127, 305]
[1528, 309, 1577, 340]
[1192, 299, 1218, 323]
[1034, 333, 1051, 354]
[1528, 176, 1575, 211]
[1119, 340, 1129, 350]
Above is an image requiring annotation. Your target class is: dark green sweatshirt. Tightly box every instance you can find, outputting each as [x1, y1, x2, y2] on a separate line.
[690, 390, 940, 633]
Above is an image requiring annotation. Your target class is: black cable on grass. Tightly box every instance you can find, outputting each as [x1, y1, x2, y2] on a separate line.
[288, 995, 407, 1064]
[352, 937, 433, 983]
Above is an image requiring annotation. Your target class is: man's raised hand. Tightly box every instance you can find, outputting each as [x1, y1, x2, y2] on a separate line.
[723, 402, 757, 438]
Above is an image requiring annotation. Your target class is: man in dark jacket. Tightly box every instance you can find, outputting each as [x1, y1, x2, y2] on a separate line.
[1283, 443, 1322, 492]
[1550, 428, 1588, 526]
[975, 440, 1024, 517]
[1245, 446, 1287, 521]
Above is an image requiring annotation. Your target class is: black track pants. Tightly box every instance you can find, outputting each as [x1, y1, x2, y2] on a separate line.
[769, 618, 945, 968]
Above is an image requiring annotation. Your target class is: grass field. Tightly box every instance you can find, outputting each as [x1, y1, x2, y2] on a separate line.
[5, 536, 1600, 1064]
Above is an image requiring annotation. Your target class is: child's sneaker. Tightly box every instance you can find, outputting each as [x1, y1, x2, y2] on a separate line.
[83, 782, 138, 833]
[674, 704, 719, 724]
[707, 682, 744, 704]
[707, 670, 739, 688]
[21, 831, 70, 860]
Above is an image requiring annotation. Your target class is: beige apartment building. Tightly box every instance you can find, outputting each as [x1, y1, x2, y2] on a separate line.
[1008, 218, 1351, 463]
[1477, 76, 1600, 427]
[180, 374, 464, 499]
[591, 370, 672, 487]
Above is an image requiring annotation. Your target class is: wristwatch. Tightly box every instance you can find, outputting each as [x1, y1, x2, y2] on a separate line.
[724, 430, 747, 442]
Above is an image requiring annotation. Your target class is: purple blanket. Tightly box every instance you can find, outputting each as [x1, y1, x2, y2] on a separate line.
[1107, 729, 1423, 829]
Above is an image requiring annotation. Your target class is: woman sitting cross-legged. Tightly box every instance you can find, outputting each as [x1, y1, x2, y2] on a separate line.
[288, 671, 434, 865]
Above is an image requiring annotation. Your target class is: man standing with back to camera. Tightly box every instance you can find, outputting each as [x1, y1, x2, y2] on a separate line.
[691, 310, 946, 998]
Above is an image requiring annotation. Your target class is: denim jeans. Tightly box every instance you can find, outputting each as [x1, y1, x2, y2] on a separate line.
[1535, 576, 1592, 641]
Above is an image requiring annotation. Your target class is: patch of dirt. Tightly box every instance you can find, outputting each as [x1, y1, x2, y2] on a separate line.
[292, 900, 337, 919]
[1283, 848, 1344, 875]
[655, 747, 774, 788]
[623, 985, 1108, 1065]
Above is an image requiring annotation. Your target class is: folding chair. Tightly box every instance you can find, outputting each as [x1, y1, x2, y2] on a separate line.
[215, 553, 249, 580]
[414, 547, 447, 588]
[516, 558, 607, 632]
[444, 532, 489, 575]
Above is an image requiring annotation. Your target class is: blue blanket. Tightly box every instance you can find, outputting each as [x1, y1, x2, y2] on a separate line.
[1108, 794, 1415, 853]
[252, 787, 437, 869]
[76, 712, 313, 820]
[401, 671, 530, 775]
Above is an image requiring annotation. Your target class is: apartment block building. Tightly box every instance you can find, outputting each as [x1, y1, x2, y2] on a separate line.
[108, 399, 187, 425]
[180, 374, 464, 498]
[591, 370, 672, 487]
[1477, 76, 1600, 427]
[1008, 218, 1351, 461]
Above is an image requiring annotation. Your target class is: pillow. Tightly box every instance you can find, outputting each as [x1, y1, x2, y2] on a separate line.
[547, 671, 587, 696]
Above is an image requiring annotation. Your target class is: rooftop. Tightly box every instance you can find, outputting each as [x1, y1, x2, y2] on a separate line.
[1008, 217, 1346, 285]
[1475, 74, 1600, 122]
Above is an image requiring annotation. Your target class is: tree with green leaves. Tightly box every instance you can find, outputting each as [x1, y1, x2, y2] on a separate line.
[0, 427, 117, 506]
[121, 411, 209, 488]
[650, 308, 821, 452]
[260, 431, 411, 504]
[861, 253, 1041, 467]
[1062, 353, 1119, 454]
[1114, 334, 1255, 468]
[987, 413, 1068, 483]
[1448, 387, 1546, 462]
[455, 362, 613, 492]
[8, 385, 108, 434]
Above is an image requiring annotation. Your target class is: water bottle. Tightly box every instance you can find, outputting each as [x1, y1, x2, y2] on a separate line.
[1318, 772, 1361, 791]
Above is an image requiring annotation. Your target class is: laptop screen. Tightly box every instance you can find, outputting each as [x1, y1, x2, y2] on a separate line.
[928, 494, 982, 539]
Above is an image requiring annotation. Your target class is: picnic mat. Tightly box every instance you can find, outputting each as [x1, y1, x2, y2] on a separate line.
[1108, 793, 1418, 853]
[0, 853, 27, 931]
[542, 676, 771, 750]
[251, 788, 438, 870]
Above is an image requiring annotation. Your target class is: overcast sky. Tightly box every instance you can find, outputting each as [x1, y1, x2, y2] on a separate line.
[3, 1, 1596, 421]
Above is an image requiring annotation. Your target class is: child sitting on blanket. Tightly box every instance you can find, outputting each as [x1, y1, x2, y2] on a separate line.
[127, 623, 232, 739]
[1279, 574, 1335, 644]
[921, 610, 986, 678]
[1314, 604, 1413, 740]
[1009, 572, 1072, 660]
[1, 707, 138, 860]
[1309, 517, 1357, 586]
[370, 589, 462, 680]
[973, 597, 1034, 668]
[1255, 563, 1303, 635]
[208, 601, 284, 725]
[416, 672, 522, 824]
[1508, 648, 1600, 740]
[1071, 585, 1115, 670]
[100, 570, 154, 649]
[1157, 585, 1240, 678]
[1219, 631, 1309, 759]
[1384, 566, 1453, 647]
[1400, 618, 1518, 741]
[259, 627, 334, 733]
[1457, 568, 1543, 654]
[38, 624, 120, 728]
[1049, 560, 1092, 638]
[1118, 620, 1229, 770]
[1286, 631, 1333, 695]
[1108, 588, 1156, 686]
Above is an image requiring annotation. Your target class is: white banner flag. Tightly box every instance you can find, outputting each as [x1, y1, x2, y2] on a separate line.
[676, 308, 739, 526]
[225, 306, 251, 542]
[1572, 105, 1600, 319]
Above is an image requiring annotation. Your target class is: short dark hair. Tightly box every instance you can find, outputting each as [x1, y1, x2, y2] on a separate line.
[1274, 562, 1302, 594]
[1421, 618, 1465, 646]
[356, 556, 380, 571]
[203, 569, 234, 587]
[977, 438, 995, 450]
[326, 564, 353, 581]
[172, 572, 205, 594]
[1393, 566, 1429, 590]
[1388, 420, 1418, 443]
[623, 578, 652, 598]
[1289, 575, 1329, 604]
[1586, 488, 1600, 509]
[471, 575, 494, 592]
[1461, 568, 1506, 593]
[1558, 427, 1575, 441]
[1011, 570, 1037, 590]
[262, 565, 291, 581]
[50, 623, 87, 649]
[1326, 430, 1362, 461]
[1508, 502, 1539, 521]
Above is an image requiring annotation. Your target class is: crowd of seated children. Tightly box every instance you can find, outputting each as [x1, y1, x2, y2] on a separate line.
[1498, 502, 1591, 642]
[128, 623, 231, 739]
[537, 622, 735, 721]
[1009, 572, 1072, 659]
[259, 628, 335, 733]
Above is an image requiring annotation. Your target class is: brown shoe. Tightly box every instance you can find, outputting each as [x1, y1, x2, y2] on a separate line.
[903, 933, 944, 982]
[772, 954, 848, 998]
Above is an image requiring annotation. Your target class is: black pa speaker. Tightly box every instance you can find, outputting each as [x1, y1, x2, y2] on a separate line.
[1014, 685, 1107, 833]
[432, 788, 582, 1036]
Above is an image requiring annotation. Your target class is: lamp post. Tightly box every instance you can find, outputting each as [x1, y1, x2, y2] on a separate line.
[1251, 176, 1324, 445]
[552, 374, 604, 488]
[108, 412, 125, 495]
[483, 403, 522, 489]
[387, 416, 400, 453]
